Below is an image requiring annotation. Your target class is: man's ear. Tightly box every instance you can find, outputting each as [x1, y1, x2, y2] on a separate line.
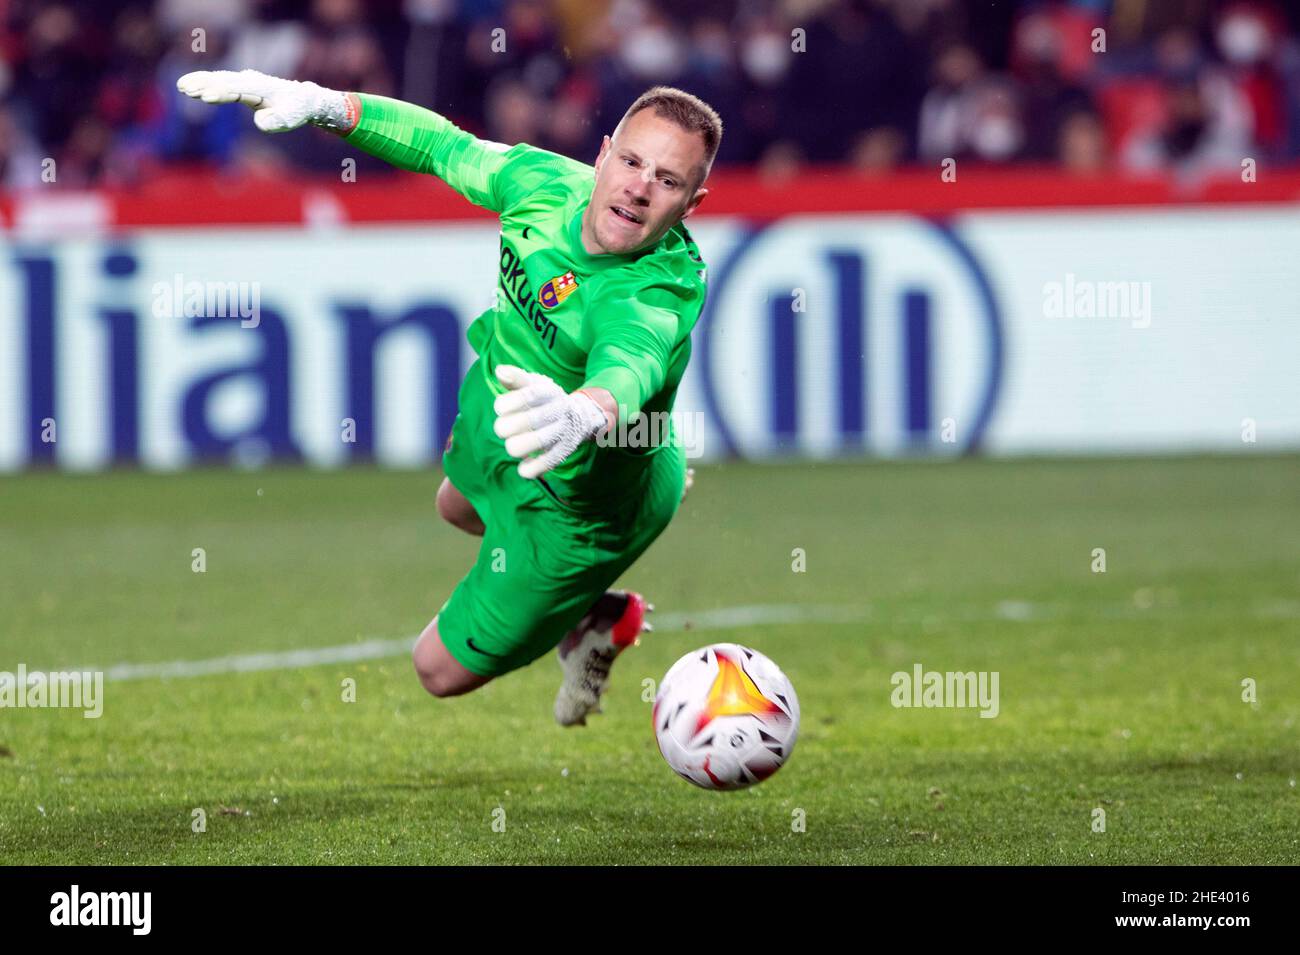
[681, 185, 709, 220]
[594, 135, 612, 172]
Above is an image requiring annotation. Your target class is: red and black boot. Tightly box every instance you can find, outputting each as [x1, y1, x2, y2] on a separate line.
[554, 591, 653, 726]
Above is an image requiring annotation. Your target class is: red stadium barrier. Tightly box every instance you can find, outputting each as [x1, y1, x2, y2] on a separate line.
[3, 166, 1300, 230]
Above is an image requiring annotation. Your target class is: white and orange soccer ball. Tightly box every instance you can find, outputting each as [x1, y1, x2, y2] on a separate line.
[653, 643, 800, 790]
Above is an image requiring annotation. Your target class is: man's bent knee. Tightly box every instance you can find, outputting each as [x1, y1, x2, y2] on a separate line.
[437, 478, 485, 536]
[413, 617, 491, 698]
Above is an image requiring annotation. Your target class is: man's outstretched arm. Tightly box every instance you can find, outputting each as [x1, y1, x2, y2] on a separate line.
[177, 69, 512, 211]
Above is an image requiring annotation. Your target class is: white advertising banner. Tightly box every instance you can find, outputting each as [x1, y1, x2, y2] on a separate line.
[1, 209, 1296, 471]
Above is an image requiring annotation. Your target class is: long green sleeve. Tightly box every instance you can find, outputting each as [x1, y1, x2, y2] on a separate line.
[582, 278, 699, 420]
[344, 93, 511, 211]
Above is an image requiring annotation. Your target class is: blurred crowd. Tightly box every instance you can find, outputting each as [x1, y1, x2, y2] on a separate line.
[4, 0, 1300, 189]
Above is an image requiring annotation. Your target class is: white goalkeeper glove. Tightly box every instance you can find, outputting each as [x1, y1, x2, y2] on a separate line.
[493, 365, 610, 480]
[176, 69, 355, 133]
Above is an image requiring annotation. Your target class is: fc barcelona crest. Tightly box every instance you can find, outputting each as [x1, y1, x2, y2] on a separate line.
[539, 270, 579, 309]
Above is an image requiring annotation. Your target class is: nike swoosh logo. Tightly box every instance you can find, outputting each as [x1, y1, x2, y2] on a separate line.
[466, 637, 506, 658]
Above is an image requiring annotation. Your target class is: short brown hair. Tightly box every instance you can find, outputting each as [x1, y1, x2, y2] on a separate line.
[618, 86, 723, 184]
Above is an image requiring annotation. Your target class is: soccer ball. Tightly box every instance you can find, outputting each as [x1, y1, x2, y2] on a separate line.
[653, 643, 800, 790]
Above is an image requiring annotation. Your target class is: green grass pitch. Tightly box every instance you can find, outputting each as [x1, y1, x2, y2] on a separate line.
[1, 455, 1297, 864]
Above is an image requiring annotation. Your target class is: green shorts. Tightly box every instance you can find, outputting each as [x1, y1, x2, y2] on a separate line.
[436, 360, 686, 678]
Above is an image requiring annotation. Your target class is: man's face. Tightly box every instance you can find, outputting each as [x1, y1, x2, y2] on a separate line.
[582, 109, 710, 256]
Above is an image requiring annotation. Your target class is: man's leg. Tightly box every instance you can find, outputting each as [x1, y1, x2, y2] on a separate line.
[415, 476, 492, 696]
[412, 616, 492, 697]
[419, 416, 682, 707]
[437, 477, 484, 536]
[553, 445, 687, 724]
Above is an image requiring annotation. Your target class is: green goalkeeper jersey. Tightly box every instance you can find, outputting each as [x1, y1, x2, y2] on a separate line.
[345, 94, 708, 507]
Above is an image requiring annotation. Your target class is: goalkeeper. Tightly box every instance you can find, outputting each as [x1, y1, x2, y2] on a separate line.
[177, 70, 719, 726]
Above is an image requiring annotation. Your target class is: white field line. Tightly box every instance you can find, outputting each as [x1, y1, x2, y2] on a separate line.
[93, 604, 871, 683]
